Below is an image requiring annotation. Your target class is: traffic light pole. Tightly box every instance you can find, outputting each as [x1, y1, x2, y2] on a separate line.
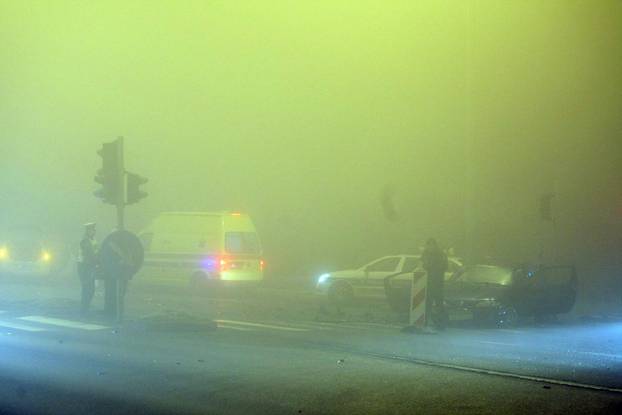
[115, 136, 125, 231]
[95, 136, 148, 323]
[113, 137, 125, 323]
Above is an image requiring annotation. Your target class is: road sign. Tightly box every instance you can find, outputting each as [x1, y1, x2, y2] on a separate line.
[99, 230, 144, 280]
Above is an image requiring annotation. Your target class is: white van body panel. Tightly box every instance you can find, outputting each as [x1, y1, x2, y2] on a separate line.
[141, 212, 263, 283]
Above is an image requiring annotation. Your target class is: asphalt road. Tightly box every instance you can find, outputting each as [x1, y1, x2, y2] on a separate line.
[0, 273, 621, 414]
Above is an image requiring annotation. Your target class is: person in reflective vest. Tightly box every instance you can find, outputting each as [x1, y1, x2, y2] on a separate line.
[77, 222, 98, 316]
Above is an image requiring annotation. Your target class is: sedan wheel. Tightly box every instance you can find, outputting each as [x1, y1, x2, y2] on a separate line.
[495, 306, 518, 328]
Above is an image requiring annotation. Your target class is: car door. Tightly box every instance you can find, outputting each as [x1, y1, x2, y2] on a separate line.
[514, 265, 577, 316]
[359, 256, 403, 299]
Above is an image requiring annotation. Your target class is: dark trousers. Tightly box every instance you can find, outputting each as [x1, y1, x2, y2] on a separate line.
[426, 274, 447, 328]
[77, 263, 95, 315]
[105, 278, 128, 321]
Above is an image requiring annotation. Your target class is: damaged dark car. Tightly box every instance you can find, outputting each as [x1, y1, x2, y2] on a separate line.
[385, 264, 578, 327]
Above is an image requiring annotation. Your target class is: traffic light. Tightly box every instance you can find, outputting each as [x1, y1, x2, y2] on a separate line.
[539, 193, 555, 221]
[94, 139, 123, 204]
[126, 172, 148, 205]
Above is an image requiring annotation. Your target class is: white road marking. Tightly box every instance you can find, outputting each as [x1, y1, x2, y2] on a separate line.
[19, 316, 109, 331]
[307, 321, 369, 330]
[498, 329, 525, 334]
[479, 343, 622, 360]
[479, 341, 517, 346]
[360, 350, 622, 394]
[218, 324, 255, 332]
[0, 320, 47, 332]
[347, 322, 403, 329]
[580, 351, 622, 359]
[215, 320, 308, 332]
[267, 321, 331, 330]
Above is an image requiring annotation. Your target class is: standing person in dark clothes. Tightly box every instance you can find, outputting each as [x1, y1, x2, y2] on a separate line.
[421, 238, 448, 329]
[77, 222, 98, 316]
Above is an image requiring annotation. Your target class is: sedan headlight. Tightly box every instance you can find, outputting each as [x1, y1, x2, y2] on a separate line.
[317, 273, 331, 285]
[0, 246, 8, 261]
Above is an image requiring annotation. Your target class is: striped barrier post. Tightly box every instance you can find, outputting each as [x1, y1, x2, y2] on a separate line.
[409, 271, 427, 329]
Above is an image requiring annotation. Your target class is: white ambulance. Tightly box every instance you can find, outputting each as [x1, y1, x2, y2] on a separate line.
[139, 211, 264, 285]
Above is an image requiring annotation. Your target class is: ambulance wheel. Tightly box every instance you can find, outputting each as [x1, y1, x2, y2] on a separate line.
[327, 282, 353, 306]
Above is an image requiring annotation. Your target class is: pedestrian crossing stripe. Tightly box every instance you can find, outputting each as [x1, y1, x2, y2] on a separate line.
[18, 316, 109, 331]
[0, 319, 48, 332]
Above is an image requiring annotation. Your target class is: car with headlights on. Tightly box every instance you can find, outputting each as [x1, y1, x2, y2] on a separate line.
[0, 226, 69, 277]
[316, 254, 463, 305]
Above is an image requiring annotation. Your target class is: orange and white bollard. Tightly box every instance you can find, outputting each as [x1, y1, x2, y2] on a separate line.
[409, 270, 427, 329]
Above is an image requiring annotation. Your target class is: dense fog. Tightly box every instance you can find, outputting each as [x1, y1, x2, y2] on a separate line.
[1, 1, 620, 294]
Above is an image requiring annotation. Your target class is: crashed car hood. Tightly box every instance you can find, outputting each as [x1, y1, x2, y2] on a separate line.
[445, 282, 509, 304]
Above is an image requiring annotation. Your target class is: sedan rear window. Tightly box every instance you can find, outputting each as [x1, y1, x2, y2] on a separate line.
[367, 257, 400, 272]
[402, 257, 421, 272]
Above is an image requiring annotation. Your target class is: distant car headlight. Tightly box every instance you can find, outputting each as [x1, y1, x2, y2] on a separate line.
[0, 246, 9, 261]
[317, 273, 331, 285]
[40, 250, 52, 262]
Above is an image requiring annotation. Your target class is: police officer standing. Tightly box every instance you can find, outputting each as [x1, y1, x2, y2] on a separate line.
[77, 222, 98, 316]
[421, 238, 448, 330]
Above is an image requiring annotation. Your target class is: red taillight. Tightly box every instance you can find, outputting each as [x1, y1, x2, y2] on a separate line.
[219, 258, 228, 271]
